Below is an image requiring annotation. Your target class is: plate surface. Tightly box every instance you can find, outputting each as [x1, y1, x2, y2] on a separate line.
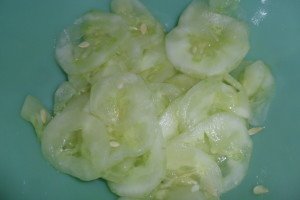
[1, 0, 300, 199]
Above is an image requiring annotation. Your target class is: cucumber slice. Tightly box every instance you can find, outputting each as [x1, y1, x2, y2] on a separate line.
[21, 96, 51, 138]
[41, 95, 110, 181]
[111, 0, 164, 47]
[159, 98, 181, 141]
[102, 158, 136, 183]
[85, 59, 128, 85]
[138, 52, 176, 83]
[149, 83, 181, 116]
[90, 73, 160, 166]
[108, 134, 165, 198]
[209, 0, 240, 16]
[68, 74, 90, 93]
[176, 112, 252, 192]
[55, 10, 130, 75]
[111, 0, 176, 82]
[165, 73, 199, 94]
[150, 145, 222, 200]
[166, 1, 249, 78]
[177, 78, 250, 132]
[53, 82, 77, 114]
[236, 61, 275, 125]
[54, 75, 91, 115]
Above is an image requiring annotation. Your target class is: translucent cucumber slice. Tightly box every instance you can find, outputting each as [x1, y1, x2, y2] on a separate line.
[177, 78, 250, 132]
[21, 96, 51, 138]
[55, 11, 129, 75]
[150, 146, 222, 200]
[108, 134, 165, 198]
[111, 0, 164, 47]
[41, 95, 110, 181]
[102, 158, 136, 183]
[149, 83, 181, 116]
[237, 61, 275, 125]
[159, 98, 183, 142]
[165, 73, 199, 94]
[209, 0, 240, 16]
[111, 0, 176, 82]
[90, 73, 160, 166]
[166, 1, 249, 78]
[138, 53, 176, 83]
[53, 82, 77, 114]
[177, 113, 252, 192]
[68, 74, 90, 93]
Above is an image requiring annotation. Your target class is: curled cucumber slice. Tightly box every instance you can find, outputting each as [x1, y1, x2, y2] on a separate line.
[175, 112, 252, 192]
[41, 95, 110, 181]
[236, 60, 275, 126]
[150, 145, 222, 200]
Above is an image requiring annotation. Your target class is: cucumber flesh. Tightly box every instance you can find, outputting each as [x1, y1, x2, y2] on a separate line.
[150, 145, 222, 200]
[166, 1, 249, 78]
[108, 134, 165, 198]
[176, 113, 252, 192]
[21, 95, 51, 138]
[236, 61, 275, 126]
[41, 95, 110, 181]
[55, 11, 129, 75]
[90, 73, 160, 166]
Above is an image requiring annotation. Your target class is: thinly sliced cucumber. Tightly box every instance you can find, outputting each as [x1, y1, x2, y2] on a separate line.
[165, 73, 199, 94]
[21, 96, 51, 138]
[236, 61, 275, 125]
[166, 1, 249, 78]
[55, 11, 129, 75]
[176, 113, 252, 192]
[138, 52, 176, 83]
[110, 0, 176, 82]
[209, 0, 240, 16]
[85, 60, 128, 85]
[102, 158, 136, 183]
[149, 83, 181, 116]
[108, 134, 165, 198]
[159, 97, 182, 141]
[41, 95, 110, 181]
[90, 73, 160, 166]
[111, 0, 164, 47]
[53, 82, 77, 114]
[150, 146, 222, 200]
[68, 74, 90, 93]
[177, 78, 250, 132]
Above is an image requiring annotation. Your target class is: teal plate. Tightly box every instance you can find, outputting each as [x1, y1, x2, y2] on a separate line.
[1, 0, 300, 199]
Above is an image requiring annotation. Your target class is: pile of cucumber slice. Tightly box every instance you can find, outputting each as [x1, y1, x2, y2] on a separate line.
[21, 0, 275, 199]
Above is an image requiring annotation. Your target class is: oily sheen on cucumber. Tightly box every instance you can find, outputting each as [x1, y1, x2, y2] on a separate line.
[21, 0, 275, 199]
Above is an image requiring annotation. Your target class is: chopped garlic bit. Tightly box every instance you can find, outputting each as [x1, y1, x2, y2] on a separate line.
[140, 23, 148, 35]
[248, 127, 264, 136]
[253, 185, 269, 195]
[110, 141, 120, 148]
[40, 109, 47, 124]
[191, 184, 200, 192]
[78, 41, 90, 48]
